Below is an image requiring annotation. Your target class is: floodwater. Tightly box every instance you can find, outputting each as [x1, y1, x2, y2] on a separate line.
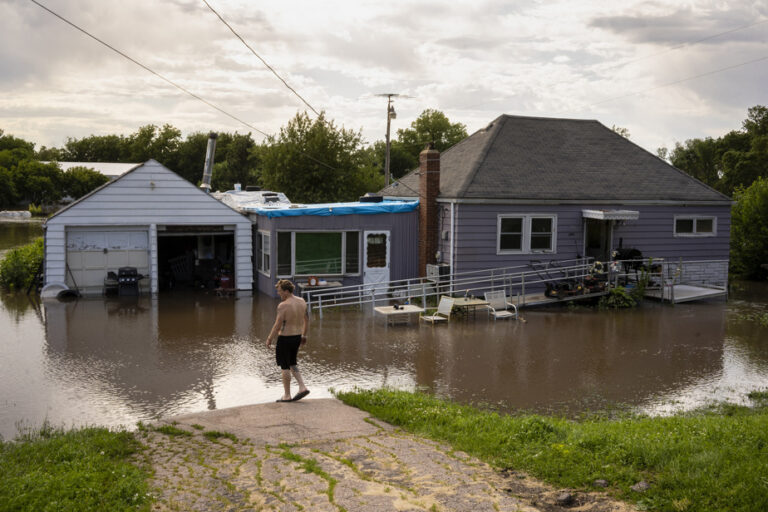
[2, 223, 768, 439]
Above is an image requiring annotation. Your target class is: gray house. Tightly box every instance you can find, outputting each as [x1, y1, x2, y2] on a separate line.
[381, 115, 732, 285]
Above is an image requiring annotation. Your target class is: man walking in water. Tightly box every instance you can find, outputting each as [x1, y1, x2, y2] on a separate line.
[266, 279, 310, 402]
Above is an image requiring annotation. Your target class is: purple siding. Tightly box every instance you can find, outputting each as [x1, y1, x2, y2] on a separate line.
[443, 202, 731, 275]
[253, 211, 418, 297]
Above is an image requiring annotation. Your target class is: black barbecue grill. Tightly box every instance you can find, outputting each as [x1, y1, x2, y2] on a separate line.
[117, 267, 144, 296]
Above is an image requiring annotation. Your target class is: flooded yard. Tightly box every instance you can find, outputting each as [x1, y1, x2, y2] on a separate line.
[1, 222, 768, 439]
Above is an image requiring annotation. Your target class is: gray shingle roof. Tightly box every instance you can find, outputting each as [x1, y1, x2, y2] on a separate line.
[380, 114, 730, 203]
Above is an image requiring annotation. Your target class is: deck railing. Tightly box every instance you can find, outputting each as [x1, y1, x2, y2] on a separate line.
[301, 256, 729, 315]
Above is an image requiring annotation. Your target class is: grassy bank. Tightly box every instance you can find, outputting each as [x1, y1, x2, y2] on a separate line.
[0, 423, 151, 512]
[336, 388, 768, 512]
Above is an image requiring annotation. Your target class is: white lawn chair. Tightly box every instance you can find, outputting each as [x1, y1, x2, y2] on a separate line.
[420, 296, 455, 324]
[484, 290, 518, 320]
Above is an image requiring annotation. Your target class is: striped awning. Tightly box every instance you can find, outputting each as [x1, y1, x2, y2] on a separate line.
[582, 209, 639, 221]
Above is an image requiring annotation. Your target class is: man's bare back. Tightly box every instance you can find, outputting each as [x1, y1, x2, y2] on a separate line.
[276, 296, 307, 337]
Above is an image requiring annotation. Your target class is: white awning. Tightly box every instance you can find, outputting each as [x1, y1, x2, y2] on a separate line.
[582, 209, 640, 221]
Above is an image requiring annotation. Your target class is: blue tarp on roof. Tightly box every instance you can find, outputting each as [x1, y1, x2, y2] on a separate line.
[245, 200, 419, 218]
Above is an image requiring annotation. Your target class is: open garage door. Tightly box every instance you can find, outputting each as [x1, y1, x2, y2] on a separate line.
[157, 225, 235, 292]
[66, 228, 149, 294]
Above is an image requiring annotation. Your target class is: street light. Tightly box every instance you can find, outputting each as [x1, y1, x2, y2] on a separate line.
[376, 93, 403, 187]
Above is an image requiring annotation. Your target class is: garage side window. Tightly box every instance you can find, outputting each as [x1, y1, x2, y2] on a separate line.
[258, 231, 270, 275]
[674, 216, 716, 237]
[497, 214, 556, 254]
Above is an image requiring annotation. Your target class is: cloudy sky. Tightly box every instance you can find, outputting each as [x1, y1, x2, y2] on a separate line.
[1, 0, 767, 156]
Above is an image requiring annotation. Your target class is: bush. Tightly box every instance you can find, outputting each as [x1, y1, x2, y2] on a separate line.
[731, 176, 768, 279]
[0, 238, 44, 292]
[598, 286, 636, 309]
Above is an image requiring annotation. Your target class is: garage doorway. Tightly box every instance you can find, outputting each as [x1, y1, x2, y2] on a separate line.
[157, 226, 235, 292]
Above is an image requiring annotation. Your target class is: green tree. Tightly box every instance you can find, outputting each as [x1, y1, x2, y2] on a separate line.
[368, 140, 418, 181]
[11, 160, 64, 205]
[260, 112, 381, 203]
[61, 133, 126, 161]
[396, 109, 468, 156]
[0, 129, 35, 153]
[668, 106, 768, 196]
[0, 167, 18, 208]
[210, 133, 260, 192]
[731, 176, 768, 279]
[669, 137, 721, 189]
[62, 166, 110, 199]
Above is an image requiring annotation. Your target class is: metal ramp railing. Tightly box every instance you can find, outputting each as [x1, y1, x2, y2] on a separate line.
[302, 258, 602, 316]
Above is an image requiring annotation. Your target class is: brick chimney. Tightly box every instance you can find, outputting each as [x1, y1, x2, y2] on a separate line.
[419, 143, 440, 277]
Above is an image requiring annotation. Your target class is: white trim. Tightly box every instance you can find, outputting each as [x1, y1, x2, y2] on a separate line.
[673, 215, 717, 237]
[257, 230, 271, 277]
[449, 202, 455, 274]
[496, 214, 557, 255]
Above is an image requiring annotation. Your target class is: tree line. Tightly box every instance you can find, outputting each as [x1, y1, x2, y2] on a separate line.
[1, 109, 467, 210]
[659, 105, 768, 279]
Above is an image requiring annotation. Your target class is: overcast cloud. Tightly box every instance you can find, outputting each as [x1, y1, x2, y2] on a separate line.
[1, 0, 766, 156]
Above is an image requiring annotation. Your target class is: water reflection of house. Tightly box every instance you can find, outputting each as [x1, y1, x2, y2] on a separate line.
[43, 296, 255, 413]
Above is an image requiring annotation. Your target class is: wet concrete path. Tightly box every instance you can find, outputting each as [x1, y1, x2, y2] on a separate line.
[140, 399, 635, 511]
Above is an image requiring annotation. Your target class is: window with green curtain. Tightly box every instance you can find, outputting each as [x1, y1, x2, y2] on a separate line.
[295, 232, 342, 274]
[277, 232, 292, 275]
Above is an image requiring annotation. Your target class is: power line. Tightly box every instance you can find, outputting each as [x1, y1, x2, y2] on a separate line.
[588, 53, 768, 108]
[202, 0, 322, 117]
[29, 0, 338, 171]
[29, 0, 270, 139]
[599, 18, 768, 72]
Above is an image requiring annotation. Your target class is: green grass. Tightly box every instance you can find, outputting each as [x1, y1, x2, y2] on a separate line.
[335, 388, 768, 512]
[152, 424, 192, 437]
[203, 430, 238, 443]
[0, 423, 151, 512]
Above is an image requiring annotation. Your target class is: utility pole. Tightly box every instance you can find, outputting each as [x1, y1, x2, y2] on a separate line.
[377, 93, 400, 186]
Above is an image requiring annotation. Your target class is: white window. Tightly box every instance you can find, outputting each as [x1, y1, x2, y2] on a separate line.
[497, 214, 557, 254]
[258, 231, 270, 275]
[674, 216, 716, 237]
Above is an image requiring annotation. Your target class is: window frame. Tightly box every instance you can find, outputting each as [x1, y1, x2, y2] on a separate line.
[257, 230, 271, 276]
[275, 230, 361, 277]
[673, 215, 717, 237]
[496, 214, 557, 255]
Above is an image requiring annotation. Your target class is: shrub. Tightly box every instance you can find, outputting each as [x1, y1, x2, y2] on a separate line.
[27, 203, 44, 217]
[598, 286, 636, 309]
[0, 237, 44, 292]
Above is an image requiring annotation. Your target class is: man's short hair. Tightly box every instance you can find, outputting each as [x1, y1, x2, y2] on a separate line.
[275, 279, 294, 293]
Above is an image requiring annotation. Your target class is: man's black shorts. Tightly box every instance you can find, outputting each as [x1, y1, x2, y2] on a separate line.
[275, 334, 301, 370]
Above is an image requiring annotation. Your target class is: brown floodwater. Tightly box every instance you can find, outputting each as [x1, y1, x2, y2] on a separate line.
[1, 223, 768, 440]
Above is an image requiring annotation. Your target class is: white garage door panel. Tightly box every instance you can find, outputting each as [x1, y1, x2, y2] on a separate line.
[66, 229, 150, 291]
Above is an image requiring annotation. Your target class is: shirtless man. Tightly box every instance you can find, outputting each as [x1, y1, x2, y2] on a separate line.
[266, 279, 310, 402]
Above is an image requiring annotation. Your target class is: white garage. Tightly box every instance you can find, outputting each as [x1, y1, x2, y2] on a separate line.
[43, 160, 253, 296]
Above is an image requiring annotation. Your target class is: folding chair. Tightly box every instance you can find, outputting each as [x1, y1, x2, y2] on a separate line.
[484, 290, 518, 320]
[420, 296, 455, 324]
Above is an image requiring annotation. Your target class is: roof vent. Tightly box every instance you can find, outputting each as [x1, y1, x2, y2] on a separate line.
[359, 193, 383, 203]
